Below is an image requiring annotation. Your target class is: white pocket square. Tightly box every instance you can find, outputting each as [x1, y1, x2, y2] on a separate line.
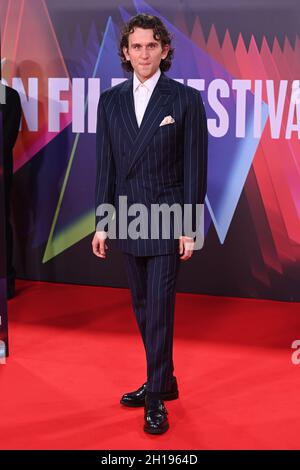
[159, 115, 175, 127]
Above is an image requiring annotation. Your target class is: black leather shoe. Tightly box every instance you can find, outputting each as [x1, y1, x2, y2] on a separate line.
[144, 398, 169, 434]
[120, 377, 178, 407]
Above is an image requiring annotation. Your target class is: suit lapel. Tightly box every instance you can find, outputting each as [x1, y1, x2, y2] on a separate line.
[119, 77, 139, 146]
[127, 73, 176, 177]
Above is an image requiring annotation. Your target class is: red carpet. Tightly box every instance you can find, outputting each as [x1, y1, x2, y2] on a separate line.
[1, 279, 300, 450]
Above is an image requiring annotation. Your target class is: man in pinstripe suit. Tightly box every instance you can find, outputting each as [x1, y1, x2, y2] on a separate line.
[92, 13, 207, 434]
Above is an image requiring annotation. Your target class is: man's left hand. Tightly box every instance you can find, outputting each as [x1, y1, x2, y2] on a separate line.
[179, 236, 194, 261]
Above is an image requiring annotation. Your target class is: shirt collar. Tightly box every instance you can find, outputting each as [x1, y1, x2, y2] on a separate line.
[133, 68, 161, 93]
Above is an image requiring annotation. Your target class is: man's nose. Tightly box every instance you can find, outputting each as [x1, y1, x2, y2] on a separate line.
[140, 47, 150, 58]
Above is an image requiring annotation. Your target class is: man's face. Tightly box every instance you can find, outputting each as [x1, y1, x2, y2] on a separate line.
[123, 27, 169, 82]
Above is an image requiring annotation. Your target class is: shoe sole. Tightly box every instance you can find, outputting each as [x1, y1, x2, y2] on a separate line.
[120, 391, 179, 407]
[120, 400, 145, 407]
[144, 423, 169, 435]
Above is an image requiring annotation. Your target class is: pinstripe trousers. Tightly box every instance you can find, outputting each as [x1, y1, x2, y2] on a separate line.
[123, 252, 181, 399]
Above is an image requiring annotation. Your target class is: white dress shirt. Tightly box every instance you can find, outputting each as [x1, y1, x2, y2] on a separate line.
[133, 68, 161, 127]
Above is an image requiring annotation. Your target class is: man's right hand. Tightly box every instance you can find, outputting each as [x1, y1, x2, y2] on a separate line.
[92, 231, 108, 259]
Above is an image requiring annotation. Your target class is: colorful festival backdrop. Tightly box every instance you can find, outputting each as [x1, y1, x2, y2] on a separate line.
[1, 0, 300, 300]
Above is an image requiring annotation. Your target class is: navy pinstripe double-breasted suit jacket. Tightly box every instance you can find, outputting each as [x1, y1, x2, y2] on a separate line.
[95, 71, 208, 257]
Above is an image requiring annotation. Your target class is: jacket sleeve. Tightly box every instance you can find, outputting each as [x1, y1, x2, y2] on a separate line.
[183, 89, 208, 238]
[95, 93, 116, 232]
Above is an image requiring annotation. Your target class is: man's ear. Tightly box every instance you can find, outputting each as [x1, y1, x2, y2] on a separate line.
[123, 47, 129, 61]
[161, 44, 170, 60]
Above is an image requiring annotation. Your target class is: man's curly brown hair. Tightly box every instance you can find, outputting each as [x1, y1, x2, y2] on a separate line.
[119, 13, 174, 73]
